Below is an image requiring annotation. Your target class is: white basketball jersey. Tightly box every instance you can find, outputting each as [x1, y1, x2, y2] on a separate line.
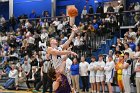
[51, 47, 63, 69]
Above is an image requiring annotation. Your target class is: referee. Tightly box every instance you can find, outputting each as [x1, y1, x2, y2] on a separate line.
[41, 53, 53, 93]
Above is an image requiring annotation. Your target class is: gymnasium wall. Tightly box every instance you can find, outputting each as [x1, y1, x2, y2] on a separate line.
[56, 0, 95, 24]
[0, 2, 9, 19]
[13, 0, 52, 17]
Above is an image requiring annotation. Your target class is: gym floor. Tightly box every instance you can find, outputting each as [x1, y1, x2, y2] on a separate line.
[0, 89, 34, 93]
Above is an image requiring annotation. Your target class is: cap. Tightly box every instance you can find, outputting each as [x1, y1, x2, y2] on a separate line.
[119, 53, 124, 57]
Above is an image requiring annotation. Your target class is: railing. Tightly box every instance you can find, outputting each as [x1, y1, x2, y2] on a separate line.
[0, 11, 139, 57]
[0, 16, 70, 32]
[73, 10, 140, 57]
[88, 10, 140, 27]
[19, 16, 70, 22]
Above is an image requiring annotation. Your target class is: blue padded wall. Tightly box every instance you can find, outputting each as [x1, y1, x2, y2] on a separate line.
[0, 2, 9, 19]
[56, 0, 94, 24]
[13, 0, 51, 17]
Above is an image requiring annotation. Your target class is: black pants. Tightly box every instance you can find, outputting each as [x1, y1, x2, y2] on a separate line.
[26, 73, 31, 88]
[42, 73, 53, 93]
[81, 76, 89, 91]
[35, 81, 43, 91]
[34, 79, 40, 88]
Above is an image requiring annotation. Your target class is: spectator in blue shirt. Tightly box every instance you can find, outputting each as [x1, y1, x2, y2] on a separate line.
[29, 10, 36, 18]
[128, 37, 136, 51]
[70, 57, 79, 93]
[92, 19, 99, 30]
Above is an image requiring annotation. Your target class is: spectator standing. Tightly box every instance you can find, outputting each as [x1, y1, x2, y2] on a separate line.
[81, 6, 87, 21]
[115, 54, 124, 93]
[134, 2, 140, 22]
[43, 11, 49, 17]
[29, 10, 37, 18]
[0, 15, 6, 26]
[79, 56, 89, 92]
[96, 2, 104, 14]
[70, 57, 79, 93]
[128, 3, 135, 11]
[88, 5, 94, 15]
[107, 3, 114, 12]
[65, 58, 72, 85]
[9, 15, 16, 31]
[135, 28, 140, 45]
[121, 52, 132, 93]
[135, 58, 140, 93]
[41, 53, 53, 93]
[104, 56, 115, 93]
[106, 50, 115, 62]
[88, 56, 97, 93]
[95, 55, 105, 93]
[0, 15, 6, 32]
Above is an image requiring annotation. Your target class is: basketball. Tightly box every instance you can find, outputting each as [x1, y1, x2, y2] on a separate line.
[67, 6, 78, 17]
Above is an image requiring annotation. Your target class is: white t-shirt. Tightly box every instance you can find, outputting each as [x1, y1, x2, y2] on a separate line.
[124, 48, 132, 54]
[79, 61, 89, 76]
[22, 63, 31, 73]
[104, 61, 115, 78]
[88, 62, 97, 76]
[53, 21, 60, 26]
[135, 62, 140, 77]
[106, 55, 115, 62]
[81, 10, 87, 18]
[73, 37, 80, 46]
[0, 17, 5, 25]
[134, 5, 140, 14]
[1, 36, 7, 42]
[96, 61, 105, 77]
[57, 24, 63, 30]
[9, 69, 18, 79]
[122, 59, 132, 76]
[129, 32, 136, 38]
[65, 58, 72, 84]
[65, 58, 72, 72]
[28, 37, 35, 44]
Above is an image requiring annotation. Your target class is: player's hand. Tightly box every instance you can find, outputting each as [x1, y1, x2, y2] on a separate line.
[56, 76, 61, 82]
[67, 46, 72, 51]
[71, 25, 78, 33]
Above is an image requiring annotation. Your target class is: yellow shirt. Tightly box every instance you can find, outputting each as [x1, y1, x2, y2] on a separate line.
[116, 62, 123, 80]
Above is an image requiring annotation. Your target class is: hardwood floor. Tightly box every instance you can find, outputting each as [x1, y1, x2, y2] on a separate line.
[0, 89, 33, 93]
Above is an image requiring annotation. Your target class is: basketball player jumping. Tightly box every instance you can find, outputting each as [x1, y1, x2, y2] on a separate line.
[47, 26, 78, 74]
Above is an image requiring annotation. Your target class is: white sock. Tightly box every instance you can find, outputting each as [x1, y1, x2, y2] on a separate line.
[93, 90, 96, 93]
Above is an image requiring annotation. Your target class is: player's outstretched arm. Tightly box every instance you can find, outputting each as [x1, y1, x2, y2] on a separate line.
[62, 25, 78, 49]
